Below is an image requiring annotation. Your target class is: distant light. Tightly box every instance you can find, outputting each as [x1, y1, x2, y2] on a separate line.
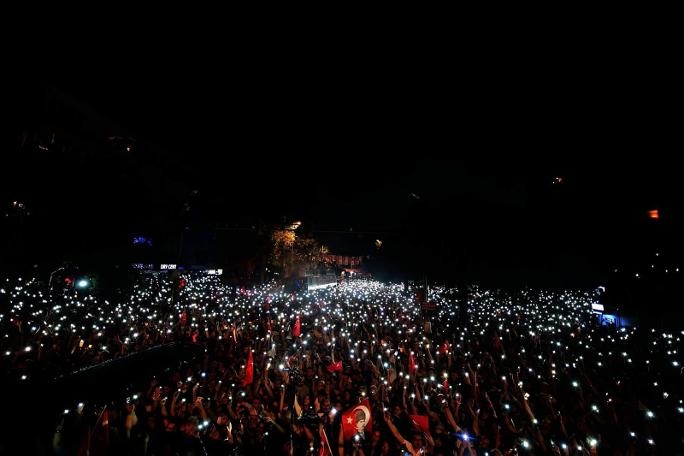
[648, 209, 659, 220]
[76, 279, 89, 289]
[132, 236, 152, 246]
[286, 221, 302, 230]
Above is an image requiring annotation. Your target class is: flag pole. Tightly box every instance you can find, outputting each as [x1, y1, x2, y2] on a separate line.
[321, 426, 334, 456]
[87, 405, 107, 456]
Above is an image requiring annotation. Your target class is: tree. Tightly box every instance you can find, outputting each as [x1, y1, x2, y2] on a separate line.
[268, 229, 328, 278]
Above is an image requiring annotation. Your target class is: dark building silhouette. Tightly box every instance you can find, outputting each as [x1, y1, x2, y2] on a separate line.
[2, 85, 193, 272]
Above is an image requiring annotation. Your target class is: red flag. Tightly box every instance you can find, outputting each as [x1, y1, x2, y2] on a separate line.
[319, 425, 331, 456]
[442, 378, 449, 391]
[408, 351, 417, 375]
[293, 316, 301, 338]
[242, 350, 254, 386]
[410, 414, 430, 436]
[87, 406, 110, 454]
[440, 341, 449, 355]
[326, 360, 342, 373]
[492, 334, 501, 351]
[341, 399, 373, 441]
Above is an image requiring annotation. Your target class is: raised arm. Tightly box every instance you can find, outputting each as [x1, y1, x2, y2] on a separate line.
[383, 411, 415, 454]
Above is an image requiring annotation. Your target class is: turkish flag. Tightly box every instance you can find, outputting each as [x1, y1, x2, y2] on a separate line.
[410, 415, 430, 436]
[293, 316, 301, 338]
[242, 350, 254, 387]
[327, 360, 342, 373]
[341, 399, 373, 441]
[408, 351, 417, 375]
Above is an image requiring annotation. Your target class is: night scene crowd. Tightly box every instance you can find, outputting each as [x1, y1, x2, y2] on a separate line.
[1, 272, 682, 455]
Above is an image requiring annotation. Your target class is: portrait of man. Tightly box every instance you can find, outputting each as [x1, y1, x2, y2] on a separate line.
[342, 400, 372, 441]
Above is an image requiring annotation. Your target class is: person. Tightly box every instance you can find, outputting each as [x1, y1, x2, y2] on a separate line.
[382, 411, 434, 456]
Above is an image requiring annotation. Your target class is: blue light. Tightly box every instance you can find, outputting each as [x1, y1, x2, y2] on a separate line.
[132, 236, 153, 246]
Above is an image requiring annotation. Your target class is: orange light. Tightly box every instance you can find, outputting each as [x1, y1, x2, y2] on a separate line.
[648, 209, 659, 220]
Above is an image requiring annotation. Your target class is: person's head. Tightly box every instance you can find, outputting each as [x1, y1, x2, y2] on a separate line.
[321, 396, 331, 411]
[355, 409, 367, 433]
[305, 367, 315, 379]
[411, 432, 425, 450]
[392, 404, 402, 417]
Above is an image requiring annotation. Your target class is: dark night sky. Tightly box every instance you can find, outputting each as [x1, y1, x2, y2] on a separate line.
[59, 69, 679, 226]
[4, 43, 682, 283]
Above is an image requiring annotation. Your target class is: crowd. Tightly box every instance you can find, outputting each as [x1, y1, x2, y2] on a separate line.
[1, 272, 682, 455]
